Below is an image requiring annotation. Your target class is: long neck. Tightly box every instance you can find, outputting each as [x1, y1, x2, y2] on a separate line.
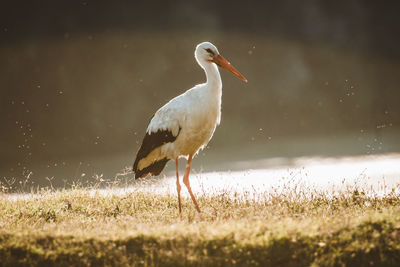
[198, 59, 222, 91]
[197, 57, 223, 124]
[204, 62, 222, 89]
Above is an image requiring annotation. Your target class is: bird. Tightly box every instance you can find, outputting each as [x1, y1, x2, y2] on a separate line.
[133, 42, 247, 216]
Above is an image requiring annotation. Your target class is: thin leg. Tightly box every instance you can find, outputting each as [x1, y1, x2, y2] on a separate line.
[175, 158, 182, 216]
[182, 154, 202, 215]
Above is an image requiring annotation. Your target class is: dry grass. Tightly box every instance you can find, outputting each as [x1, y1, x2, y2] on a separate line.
[0, 176, 400, 266]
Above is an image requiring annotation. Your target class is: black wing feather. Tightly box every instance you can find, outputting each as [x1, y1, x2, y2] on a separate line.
[133, 128, 180, 179]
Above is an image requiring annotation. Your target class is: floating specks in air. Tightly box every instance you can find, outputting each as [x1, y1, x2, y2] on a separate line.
[248, 45, 256, 55]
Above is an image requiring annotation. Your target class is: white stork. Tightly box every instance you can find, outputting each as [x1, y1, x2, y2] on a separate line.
[133, 42, 247, 216]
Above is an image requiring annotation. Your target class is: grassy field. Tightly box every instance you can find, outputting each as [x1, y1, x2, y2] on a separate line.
[1, 177, 400, 267]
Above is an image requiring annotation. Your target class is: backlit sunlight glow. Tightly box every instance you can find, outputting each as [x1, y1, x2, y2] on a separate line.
[91, 153, 400, 200]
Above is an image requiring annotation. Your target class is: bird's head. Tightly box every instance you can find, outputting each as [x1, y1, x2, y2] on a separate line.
[195, 42, 247, 83]
[196, 42, 220, 62]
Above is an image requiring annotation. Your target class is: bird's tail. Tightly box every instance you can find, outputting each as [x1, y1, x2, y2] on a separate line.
[133, 128, 178, 179]
[133, 157, 170, 179]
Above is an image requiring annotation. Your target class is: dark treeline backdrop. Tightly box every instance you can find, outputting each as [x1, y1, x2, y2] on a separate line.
[1, 0, 399, 186]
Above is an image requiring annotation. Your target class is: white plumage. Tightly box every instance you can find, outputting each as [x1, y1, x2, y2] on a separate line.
[133, 42, 247, 216]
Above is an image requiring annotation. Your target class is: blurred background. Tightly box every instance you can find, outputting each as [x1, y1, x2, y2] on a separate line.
[1, 0, 399, 188]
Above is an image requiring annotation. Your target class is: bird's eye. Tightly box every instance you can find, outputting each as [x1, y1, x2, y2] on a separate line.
[205, 48, 215, 55]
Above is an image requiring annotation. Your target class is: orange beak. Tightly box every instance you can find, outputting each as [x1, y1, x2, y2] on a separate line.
[212, 54, 248, 83]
